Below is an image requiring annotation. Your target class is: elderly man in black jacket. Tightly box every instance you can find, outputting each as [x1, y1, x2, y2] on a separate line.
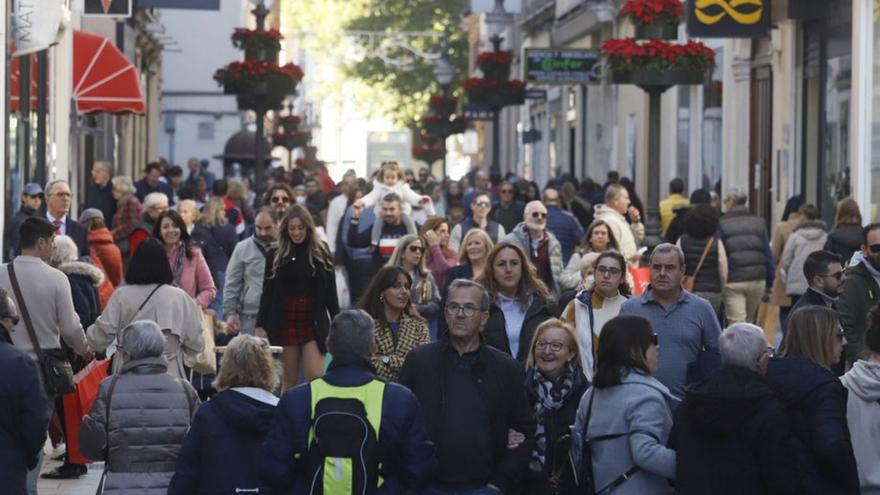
[399, 279, 536, 495]
[672, 323, 802, 495]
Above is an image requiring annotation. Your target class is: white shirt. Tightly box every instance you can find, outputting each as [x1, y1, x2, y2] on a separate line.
[499, 294, 528, 358]
[46, 212, 67, 236]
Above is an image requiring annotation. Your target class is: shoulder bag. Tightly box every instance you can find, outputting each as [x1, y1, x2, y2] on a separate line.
[681, 236, 715, 293]
[8, 263, 75, 395]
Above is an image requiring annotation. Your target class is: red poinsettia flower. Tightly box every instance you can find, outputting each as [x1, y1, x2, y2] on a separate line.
[601, 38, 715, 72]
[477, 51, 513, 66]
[620, 0, 683, 25]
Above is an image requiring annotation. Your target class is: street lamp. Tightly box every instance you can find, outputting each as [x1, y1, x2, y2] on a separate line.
[433, 32, 456, 179]
[484, 0, 513, 51]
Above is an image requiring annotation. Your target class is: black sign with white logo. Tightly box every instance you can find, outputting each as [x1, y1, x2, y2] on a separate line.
[463, 104, 495, 121]
[524, 49, 601, 85]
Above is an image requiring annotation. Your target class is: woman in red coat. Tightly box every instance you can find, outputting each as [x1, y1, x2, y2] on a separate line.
[80, 208, 123, 309]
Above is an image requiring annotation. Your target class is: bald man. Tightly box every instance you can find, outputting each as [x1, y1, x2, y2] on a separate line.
[86, 161, 117, 229]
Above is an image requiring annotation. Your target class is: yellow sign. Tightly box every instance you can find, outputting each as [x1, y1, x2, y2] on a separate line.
[694, 0, 763, 25]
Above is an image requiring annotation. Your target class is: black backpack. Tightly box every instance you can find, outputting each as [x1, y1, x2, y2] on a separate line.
[307, 380, 385, 495]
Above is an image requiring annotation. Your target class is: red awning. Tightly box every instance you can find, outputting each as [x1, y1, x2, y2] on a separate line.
[73, 30, 146, 114]
[10, 54, 39, 114]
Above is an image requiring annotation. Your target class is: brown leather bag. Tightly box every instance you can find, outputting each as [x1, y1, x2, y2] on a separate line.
[682, 237, 715, 292]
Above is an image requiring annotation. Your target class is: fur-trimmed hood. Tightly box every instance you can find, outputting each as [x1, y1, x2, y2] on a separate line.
[58, 260, 105, 286]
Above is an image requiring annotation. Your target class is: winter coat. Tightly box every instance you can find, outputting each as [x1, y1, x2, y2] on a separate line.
[58, 260, 104, 329]
[659, 194, 690, 236]
[167, 244, 216, 309]
[168, 388, 278, 495]
[360, 179, 431, 216]
[88, 227, 123, 303]
[111, 193, 143, 245]
[371, 312, 430, 382]
[256, 247, 339, 353]
[190, 221, 238, 279]
[484, 298, 554, 363]
[561, 289, 630, 378]
[546, 206, 585, 265]
[128, 216, 156, 257]
[593, 204, 645, 262]
[680, 234, 723, 294]
[825, 224, 863, 266]
[222, 236, 274, 318]
[780, 220, 828, 296]
[4, 205, 38, 262]
[504, 222, 564, 299]
[449, 217, 505, 252]
[399, 342, 536, 494]
[425, 244, 458, 290]
[719, 206, 773, 284]
[87, 284, 204, 379]
[0, 329, 49, 495]
[839, 258, 880, 364]
[572, 371, 676, 495]
[79, 356, 199, 495]
[262, 354, 437, 494]
[770, 218, 801, 306]
[671, 366, 802, 495]
[766, 357, 860, 494]
[840, 360, 880, 494]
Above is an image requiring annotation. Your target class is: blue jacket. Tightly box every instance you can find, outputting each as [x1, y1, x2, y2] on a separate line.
[168, 388, 277, 495]
[766, 357, 860, 494]
[0, 329, 49, 495]
[260, 354, 437, 494]
[546, 206, 585, 265]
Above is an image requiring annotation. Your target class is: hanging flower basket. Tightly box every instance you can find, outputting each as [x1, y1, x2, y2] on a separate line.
[295, 157, 324, 169]
[428, 95, 457, 116]
[602, 38, 715, 83]
[276, 115, 301, 133]
[634, 21, 679, 40]
[420, 115, 450, 137]
[610, 68, 708, 86]
[215, 61, 304, 110]
[232, 28, 283, 62]
[304, 145, 319, 159]
[272, 130, 311, 150]
[621, 0, 683, 26]
[449, 115, 469, 135]
[412, 145, 445, 164]
[477, 51, 513, 81]
[465, 78, 526, 108]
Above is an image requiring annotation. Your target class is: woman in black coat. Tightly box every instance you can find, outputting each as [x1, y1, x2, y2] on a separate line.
[188, 198, 238, 319]
[824, 197, 863, 265]
[766, 306, 860, 494]
[477, 241, 554, 363]
[169, 335, 278, 495]
[256, 205, 338, 391]
[523, 318, 589, 494]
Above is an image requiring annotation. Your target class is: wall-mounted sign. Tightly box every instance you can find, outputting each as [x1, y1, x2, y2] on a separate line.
[463, 104, 496, 121]
[524, 49, 600, 85]
[687, 0, 770, 38]
[84, 0, 132, 16]
[525, 89, 547, 100]
[137, 0, 220, 9]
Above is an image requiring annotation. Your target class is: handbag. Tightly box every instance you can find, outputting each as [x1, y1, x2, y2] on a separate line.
[184, 308, 217, 375]
[7, 263, 75, 395]
[681, 236, 715, 292]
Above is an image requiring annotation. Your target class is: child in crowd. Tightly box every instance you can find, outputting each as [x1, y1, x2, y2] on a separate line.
[355, 161, 434, 246]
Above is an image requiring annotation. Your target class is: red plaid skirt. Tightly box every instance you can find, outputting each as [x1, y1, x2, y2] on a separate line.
[279, 296, 316, 346]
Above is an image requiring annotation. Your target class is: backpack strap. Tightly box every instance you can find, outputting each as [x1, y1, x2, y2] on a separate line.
[308, 378, 386, 444]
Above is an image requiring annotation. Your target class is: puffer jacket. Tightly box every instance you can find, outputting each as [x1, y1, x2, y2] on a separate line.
[79, 356, 199, 495]
[825, 224, 863, 266]
[58, 260, 104, 329]
[504, 222, 564, 299]
[222, 236, 274, 318]
[840, 360, 880, 494]
[780, 221, 828, 296]
[719, 206, 773, 284]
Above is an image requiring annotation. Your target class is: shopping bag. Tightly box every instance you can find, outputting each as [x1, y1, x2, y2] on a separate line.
[335, 267, 352, 309]
[629, 266, 651, 296]
[63, 359, 111, 464]
[184, 309, 217, 375]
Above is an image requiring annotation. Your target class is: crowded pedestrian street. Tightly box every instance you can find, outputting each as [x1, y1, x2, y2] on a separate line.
[2, 0, 880, 494]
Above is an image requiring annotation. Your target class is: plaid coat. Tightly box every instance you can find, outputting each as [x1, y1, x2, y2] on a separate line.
[371, 312, 430, 382]
[111, 193, 142, 242]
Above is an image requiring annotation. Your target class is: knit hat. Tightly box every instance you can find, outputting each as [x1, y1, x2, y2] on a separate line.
[79, 208, 104, 225]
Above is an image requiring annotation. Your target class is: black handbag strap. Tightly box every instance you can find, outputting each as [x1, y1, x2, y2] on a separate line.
[7, 262, 43, 359]
[137, 284, 163, 313]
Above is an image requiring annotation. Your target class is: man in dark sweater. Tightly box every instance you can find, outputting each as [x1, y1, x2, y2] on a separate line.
[85, 160, 116, 229]
[348, 192, 416, 272]
[399, 279, 535, 494]
[786, 250, 844, 329]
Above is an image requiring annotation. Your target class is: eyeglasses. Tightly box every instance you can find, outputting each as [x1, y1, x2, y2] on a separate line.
[407, 245, 425, 254]
[536, 341, 566, 352]
[2, 315, 19, 326]
[820, 271, 844, 281]
[651, 333, 659, 346]
[836, 326, 846, 342]
[596, 266, 622, 276]
[870, 244, 880, 254]
[500, 189, 514, 195]
[271, 196, 290, 204]
[473, 201, 491, 208]
[445, 303, 480, 317]
[531, 212, 548, 219]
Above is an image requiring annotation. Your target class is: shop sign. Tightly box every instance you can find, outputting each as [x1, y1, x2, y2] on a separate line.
[84, 0, 132, 16]
[524, 49, 601, 84]
[525, 89, 547, 100]
[686, 0, 770, 39]
[463, 104, 496, 121]
[13, 0, 66, 55]
[787, 0, 825, 20]
[136, 0, 221, 9]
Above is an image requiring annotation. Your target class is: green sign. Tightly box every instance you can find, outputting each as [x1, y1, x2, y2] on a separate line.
[524, 49, 601, 85]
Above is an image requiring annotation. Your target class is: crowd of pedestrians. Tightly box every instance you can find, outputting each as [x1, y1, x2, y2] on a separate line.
[0, 158, 878, 494]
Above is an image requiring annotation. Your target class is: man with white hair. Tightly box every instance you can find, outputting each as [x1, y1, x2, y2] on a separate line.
[86, 161, 116, 229]
[671, 323, 802, 494]
[504, 200, 563, 298]
[593, 183, 645, 263]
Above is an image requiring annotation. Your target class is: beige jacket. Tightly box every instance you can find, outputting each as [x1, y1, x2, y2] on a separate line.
[594, 204, 645, 262]
[0, 256, 88, 359]
[87, 284, 204, 378]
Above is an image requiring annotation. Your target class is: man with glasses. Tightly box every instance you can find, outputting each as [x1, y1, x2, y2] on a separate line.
[504, 201, 563, 299]
[399, 280, 535, 495]
[44, 179, 90, 258]
[786, 250, 845, 331]
[0, 286, 51, 495]
[620, 243, 721, 399]
[449, 192, 505, 251]
[491, 183, 524, 233]
[264, 183, 294, 221]
[839, 223, 880, 367]
[4, 182, 43, 262]
[671, 322, 801, 494]
[223, 208, 278, 336]
[542, 188, 585, 264]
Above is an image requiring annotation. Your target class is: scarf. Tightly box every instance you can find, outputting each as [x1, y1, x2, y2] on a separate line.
[527, 362, 585, 472]
[853, 251, 880, 289]
[171, 244, 186, 288]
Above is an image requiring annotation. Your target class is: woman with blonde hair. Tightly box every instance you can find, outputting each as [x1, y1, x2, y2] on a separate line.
[256, 205, 338, 389]
[478, 241, 553, 362]
[193, 197, 238, 319]
[766, 306, 859, 493]
[168, 334, 279, 494]
[439, 228, 493, 335]
[524, 319, 588, 494]
[825, 197, 863, 264]
[387, 234, 441, 339]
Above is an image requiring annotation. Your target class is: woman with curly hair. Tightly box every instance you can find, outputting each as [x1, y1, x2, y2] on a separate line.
[357, 266, 430, 381]
[477, 241, 553, 363]
[256, 205, 338, 389]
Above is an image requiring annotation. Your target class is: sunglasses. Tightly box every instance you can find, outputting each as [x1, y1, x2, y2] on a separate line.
[407, 245, 425, 254]
[3, 314, 19, 326]
[870, 244, 880, 254]
[820, 271, 844, 281]
[473, 201, 491, 208]
[271, 196, 290, 204]
[836, 326, 846, 342]
[531, 212, 548, 219]
[652, 333, 659, 346]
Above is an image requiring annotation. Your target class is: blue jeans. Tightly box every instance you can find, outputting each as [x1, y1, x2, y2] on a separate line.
[423, 485, 502, 495]
[26, 366, 55, 495]
[209, 269, 225, 320]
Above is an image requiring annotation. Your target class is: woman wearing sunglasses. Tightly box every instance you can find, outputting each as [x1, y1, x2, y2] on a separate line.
[571, 315, 676, 495]
[523, 319, 588, 494]
[766, 305, 860, 494]
[387, 234, 441, 340]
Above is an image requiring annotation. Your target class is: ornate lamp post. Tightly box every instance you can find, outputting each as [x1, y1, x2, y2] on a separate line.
[433, 33, 456, 179]
[482, 0, 514, 172]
